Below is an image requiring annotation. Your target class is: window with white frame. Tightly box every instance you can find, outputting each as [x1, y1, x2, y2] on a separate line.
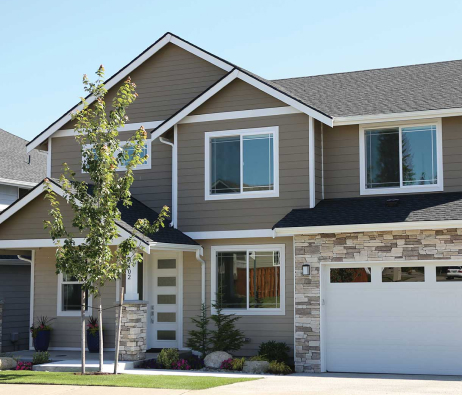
[205, 127, 279, 200]
[57, 273, 90, 316]
[360, 121, 443, 195]
[82, 141, 151, 173]
[211, 245, 285, 315]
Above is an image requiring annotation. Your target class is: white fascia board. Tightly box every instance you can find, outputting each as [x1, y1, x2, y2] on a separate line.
[237, 72, 334, 127]
[185, 229, 275, 240]
[151, 70, 239, 140]
[333, 107, 462, 126]
[149, 242, 201, 252]
[274, 220, 462, 236]
[308, 116, 315, 208]
[180, 106, 301, 124]
[0, 177, 37, 188]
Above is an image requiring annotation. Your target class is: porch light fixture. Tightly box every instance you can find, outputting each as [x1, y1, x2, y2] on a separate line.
[302, 264, 311, 276]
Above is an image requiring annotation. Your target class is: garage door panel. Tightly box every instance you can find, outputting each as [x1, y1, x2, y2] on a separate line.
[324, 263, 462, 375]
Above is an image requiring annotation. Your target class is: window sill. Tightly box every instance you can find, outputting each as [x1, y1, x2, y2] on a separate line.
[205, 190, 279, 201]
[360, 184, 443, 196]
[212, 308, 286, 316]
[57, 310, 91, 317]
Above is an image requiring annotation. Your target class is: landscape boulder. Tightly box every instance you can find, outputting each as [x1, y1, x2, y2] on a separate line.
[243, 360, 270, 374]
[0, 357, 17, 370]
[204, 351, 232, 368]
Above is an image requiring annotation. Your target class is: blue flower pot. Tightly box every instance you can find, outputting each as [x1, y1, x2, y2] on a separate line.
[87, 330, 100, 353]
[34, 330, 51, 352]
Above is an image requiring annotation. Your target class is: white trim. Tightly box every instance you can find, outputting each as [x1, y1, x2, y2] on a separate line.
[47, 347, 116, 351]
[0, 177, 36, 188]
[204, 126, 279, 201]
[170, 36, 233, 72]
[54, 121, 165, 138]
[210, 244, 286, 316]
[29, 250, 35, 350]
[321, 123, 325, 200]
[57, 272, 93, 317]
[177, 251, 184, 349]
[275, 219, 462, 236]
[333, 107, 462, 126]
[180, 106, 301, 124]
[173, 126, 178, 228]
[359, 119, 443, 196]
[309, 116, 315, 208]
[185, 229, 275, 240]
[27, 33, 234, 152]
[320, 252, 326, 373]
[0, 238, 128, 249]
[47, 138, 52, 177]
[149, 242, 201, 252]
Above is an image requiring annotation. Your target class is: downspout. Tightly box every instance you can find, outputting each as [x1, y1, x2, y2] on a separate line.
[195, 247, 206, 305]
[159, 133, 177, 228]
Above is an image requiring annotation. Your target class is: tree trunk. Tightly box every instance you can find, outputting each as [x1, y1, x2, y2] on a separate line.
[114, 286, 124, 374]
[98, 294, 104, 372]
[81, 288, 86, 375]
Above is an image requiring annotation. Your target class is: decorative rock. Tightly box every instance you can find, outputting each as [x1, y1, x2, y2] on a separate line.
[243, 360, 270, 374]
[204, 351, 232, 368]
[0, 357, 17, 370]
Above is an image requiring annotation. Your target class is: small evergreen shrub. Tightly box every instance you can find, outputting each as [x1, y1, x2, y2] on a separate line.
[171, 359, 191, 370]
[231, 357, 246, 371]
[187, 355, 205, 370]
[186, 303, 211, 357]
[220, 358, 234, 370]
[32, 351, 51, 365]
[140, 359, 160, 369]
[258, 341, 290, 363]
[268, 360, 292, 375]
[157, 348, 179, 369]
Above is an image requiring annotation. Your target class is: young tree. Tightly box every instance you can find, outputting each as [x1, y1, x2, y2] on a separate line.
[186, 303, 211, 357]
[44, 66, 168, 374]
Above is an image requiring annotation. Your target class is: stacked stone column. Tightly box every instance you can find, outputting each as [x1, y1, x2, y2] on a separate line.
[115, 301, 147, 361]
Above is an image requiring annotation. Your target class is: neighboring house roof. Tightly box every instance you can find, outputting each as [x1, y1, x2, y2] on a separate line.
[0, 128, 47, 185]
[273, 60, 462, 118]
[273, 192, 462, 230]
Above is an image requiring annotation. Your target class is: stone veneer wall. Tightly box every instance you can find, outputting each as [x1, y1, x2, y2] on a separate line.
[294, 228, 462, 373]
[0, 301, 3, 353]
[115, 301, 147, 361]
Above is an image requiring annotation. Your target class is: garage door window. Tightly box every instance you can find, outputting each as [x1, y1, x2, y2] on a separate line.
[382, 267, 425, 282]
[330, 268, 371, 283]
[436, 266, 462, 282]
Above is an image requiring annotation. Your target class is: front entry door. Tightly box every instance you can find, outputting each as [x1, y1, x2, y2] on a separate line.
[148, 252, 181, 349]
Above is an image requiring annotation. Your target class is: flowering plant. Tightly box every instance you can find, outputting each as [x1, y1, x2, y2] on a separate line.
[220, 358, 234, 370]
[16, 361, 33, 370]
[171, 359, 191, 370]
[87, 316, 100, 336]
[30, 316, 54, 338]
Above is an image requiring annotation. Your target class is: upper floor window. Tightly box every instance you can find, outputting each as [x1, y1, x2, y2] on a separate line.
[82, 141, 151, 173]
[205, 127, 279, 200]
[360, 121, 443, 195]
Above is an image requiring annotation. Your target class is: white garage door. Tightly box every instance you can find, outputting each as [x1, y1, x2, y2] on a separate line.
[324, 263, 462, 375]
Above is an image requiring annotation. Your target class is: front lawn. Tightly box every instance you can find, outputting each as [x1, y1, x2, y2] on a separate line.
[0, 370, 257, 390]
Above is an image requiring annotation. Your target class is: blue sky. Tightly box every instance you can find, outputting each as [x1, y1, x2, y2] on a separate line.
[1, 0, 461, 142]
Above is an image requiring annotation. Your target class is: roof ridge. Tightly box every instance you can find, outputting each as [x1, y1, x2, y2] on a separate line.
[273, 58, 462, 82]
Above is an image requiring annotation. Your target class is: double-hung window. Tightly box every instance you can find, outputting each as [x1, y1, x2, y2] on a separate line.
[57, 273, 90, 316]
[211, 245, 285, 315]
[360, 120, 443, 195]
[205, 127, 279, 200]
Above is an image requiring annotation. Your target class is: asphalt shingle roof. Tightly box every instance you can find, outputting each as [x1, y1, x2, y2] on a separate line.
[273, 192, 462, 229]
[0, 128, 47, 183]
[272, 59, 462, 118]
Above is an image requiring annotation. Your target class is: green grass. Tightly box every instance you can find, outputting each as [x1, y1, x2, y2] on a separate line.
[0, 370, 257, 390]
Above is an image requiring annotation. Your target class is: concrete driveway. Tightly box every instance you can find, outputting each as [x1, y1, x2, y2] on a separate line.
[2, 373, 462, 395]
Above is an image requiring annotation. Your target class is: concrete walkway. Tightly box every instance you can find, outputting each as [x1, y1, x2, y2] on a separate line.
[2, 373, 462, 395]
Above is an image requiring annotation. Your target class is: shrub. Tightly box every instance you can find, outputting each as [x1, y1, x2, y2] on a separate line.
[171, 359, 191, 370]
[231, 357, 246, 371]
[186, 303, 211, 357]
[268, 360, 292, 375]
[157, 348, 179, 369]
[32, 351, 50, 365]
[250, 355, 269, 362]
[258, 341, 290, 363]
[139, 359, 160, 369]
[186, 355, 205, 370]
[16, 361, 33, 371]
[220, 358, 234, 370]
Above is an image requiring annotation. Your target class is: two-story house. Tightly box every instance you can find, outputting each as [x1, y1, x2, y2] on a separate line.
[1, 32, 462, 375]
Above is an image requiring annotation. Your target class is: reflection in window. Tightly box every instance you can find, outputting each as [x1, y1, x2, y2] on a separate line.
[382, 267, 425, 282]
[211, 136, 240, 194]
[330, 268, 371, 283]
[217, 251, 247, 309]
[62, 273, 88, 311]
[249, 251, 280, 309]
[120, 143, 149, 168]
[436, 266, 462, 282]
[243, 134, 274, 192]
